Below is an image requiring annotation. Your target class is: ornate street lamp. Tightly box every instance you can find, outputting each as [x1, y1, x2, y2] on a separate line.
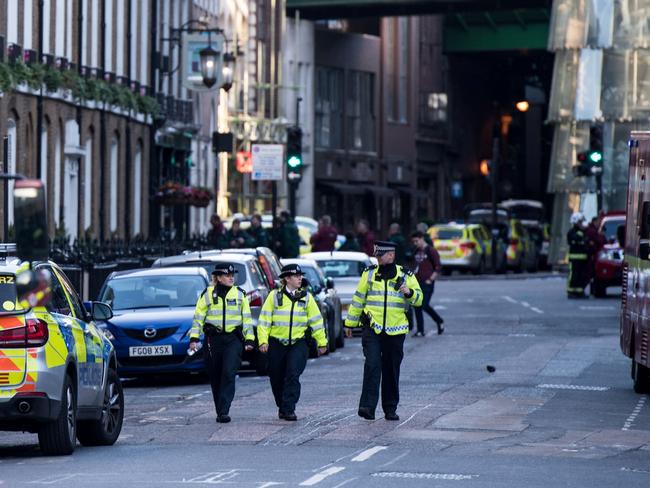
[199, 44, 220, 88]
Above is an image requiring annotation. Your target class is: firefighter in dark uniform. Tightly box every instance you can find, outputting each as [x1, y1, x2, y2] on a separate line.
[257, 264, 327, 421]
[189, 263, 255, 423]
[345, 241, 423, 421]
[567, 212, 589, 298]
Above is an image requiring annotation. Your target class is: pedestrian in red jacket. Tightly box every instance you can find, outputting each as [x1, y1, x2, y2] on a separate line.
[356, 220, 376, 257]
[310, 215, 338, 252]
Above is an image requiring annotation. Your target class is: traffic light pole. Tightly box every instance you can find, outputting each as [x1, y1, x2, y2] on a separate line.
[596, 173, 603, 213]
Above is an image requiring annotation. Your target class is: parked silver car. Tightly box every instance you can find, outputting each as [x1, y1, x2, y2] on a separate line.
[303, 251, 375, 320]
[282, 258, 344, 354]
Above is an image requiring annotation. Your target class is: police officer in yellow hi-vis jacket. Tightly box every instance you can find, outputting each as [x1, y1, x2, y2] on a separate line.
[190, 263, 255, 423]
[258, 264, 327, 421]
[345, 241, 423, 421]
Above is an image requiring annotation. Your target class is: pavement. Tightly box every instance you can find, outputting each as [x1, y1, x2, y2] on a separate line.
[0, 276, 647, 487]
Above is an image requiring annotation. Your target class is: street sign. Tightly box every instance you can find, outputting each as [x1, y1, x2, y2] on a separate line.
[451, 181, 463, 199]
[251, 144, 284, 181]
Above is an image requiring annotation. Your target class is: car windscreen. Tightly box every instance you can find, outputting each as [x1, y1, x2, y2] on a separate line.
[100, 275, 207, 310]
[602, 218, 625, 242]
[317, 260, 367, 278]
[165, 262, 247, 286]
[508, 205, 544, 222]
[435, 229, 464, 240]
[301, 266, 325, 289]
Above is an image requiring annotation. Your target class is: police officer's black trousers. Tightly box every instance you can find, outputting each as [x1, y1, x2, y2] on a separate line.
[205, 333, 242, 415]
[359, 327, 405, 415]
[267, 337, 308, 414]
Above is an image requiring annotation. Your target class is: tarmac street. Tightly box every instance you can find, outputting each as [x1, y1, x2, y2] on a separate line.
[1, 276, 648, 487]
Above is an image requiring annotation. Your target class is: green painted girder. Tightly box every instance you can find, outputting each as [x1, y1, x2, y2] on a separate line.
[287, 0, 550, 20]
[444, 8, 550, 51]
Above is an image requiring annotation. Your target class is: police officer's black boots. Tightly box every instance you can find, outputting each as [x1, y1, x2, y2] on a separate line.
[217, 414, 231, 423]
[358, 407, 375, 420]
[385, 412, 400, 421]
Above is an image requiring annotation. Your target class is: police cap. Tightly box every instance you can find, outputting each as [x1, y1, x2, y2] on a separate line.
[279, 263, 303, 278]
[373, 240, 397, 256]
[212, 263, 236, 276]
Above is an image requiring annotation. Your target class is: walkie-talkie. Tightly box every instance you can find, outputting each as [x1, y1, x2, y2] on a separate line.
[394, 274, 405, 291]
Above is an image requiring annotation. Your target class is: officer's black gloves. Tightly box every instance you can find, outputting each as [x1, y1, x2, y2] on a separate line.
[189, 338, 199, 344]
[244, 340, 255, 349]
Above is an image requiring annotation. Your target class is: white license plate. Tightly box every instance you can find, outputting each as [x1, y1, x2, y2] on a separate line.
[129, 345, 172, 357]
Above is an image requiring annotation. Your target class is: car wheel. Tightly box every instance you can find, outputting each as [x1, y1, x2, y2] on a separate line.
[39, 374, 76, 455]
[592, 280, 606, 298]
[335, 322, 345, 349]
[77, 369, 124, 446]
[328, 314, 337, 353]
[632, 359, 650, 394]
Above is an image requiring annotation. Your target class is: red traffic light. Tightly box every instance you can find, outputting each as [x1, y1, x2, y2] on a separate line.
[577, 152, 587, 162]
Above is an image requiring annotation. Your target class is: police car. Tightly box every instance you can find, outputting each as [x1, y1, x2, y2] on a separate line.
[0, 179, 122, 455]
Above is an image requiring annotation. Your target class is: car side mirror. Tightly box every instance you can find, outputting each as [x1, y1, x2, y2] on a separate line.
[13, 179, 49, 262]
[91, 301, 114, 321]
[326, 277, 334, 290]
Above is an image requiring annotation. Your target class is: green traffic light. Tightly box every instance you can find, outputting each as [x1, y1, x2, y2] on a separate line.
[589, 151, 603, 164]
[287, 155, 302, 168]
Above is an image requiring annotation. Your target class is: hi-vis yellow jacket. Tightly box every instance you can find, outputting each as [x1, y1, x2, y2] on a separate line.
[190, 285, 255, 341]
[257, 288, 327, 347]
[345, 265, 423, 335]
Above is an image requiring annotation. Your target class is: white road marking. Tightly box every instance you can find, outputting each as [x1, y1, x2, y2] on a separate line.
[377, 451, 410, 469]
[184, 470, 241, 483]
[508, 333, 536, 337]
[530, 307, 544, 314]
[331, 478, 358, 488]
[299, 467, 346, 486]
[371, 472, 478, 481]
[257, 483, 283, 488]
[537, 384, 610, 391]
[502, 296, 518, 304]
[621, 467, 650, 474]
[622, 395, 647, 431]
[351, 446, 388, 462]
[502, 296, 543, 314]
[398, 403, 432, 427]
[28, 474, 80, 484]
[579, 305, 616, 310]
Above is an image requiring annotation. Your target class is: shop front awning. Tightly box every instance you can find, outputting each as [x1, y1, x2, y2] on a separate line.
[317, 182, 368, 196]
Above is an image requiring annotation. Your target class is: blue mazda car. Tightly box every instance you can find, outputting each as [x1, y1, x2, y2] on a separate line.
[95, 267, 210, 376]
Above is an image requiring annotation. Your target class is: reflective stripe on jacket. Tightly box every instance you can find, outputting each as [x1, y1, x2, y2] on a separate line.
[256, 288, 326, 347]
[344, 265, 423, 335]
[190, 286, 254, 340]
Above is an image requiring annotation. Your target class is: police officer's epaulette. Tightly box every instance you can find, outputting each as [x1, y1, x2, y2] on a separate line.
[237, 286, 246, 294]
[403, 269, 414, 276]
[199, 287, 208, 298]
[364, 264, 378, 272]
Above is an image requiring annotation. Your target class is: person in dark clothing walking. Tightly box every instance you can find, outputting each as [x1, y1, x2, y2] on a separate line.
[410, 231, 444, 336]
[357, 220, 376, 257]
[248, 213, 270, 248]
[339, 232, 361, 252]
[189, 263, 255, 423]
[567, 212, 589, 298]
[257, 264, 327, 421]
[223, 219, 254, 249]
[275, 211, 301, 258]
[388, 223, 408, 265]
[585, 216, 605, 286]
[207, 214, 225, 249]
[345, 241, 423, 421]
[310, 215, 338, 252]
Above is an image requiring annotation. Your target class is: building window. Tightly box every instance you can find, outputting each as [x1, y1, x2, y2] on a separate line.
[386, 17, 409, 123]
[110, 139, 118, 233]
[347, 70, 375, 152]
[116, 0, 125, 76]
[84, 136, 93, 230]
[6, 119, 17, 228]
[7, 0, 18, 44]
[54, 131, 62, 227]
[397, 17, 409, 123]
[133, 143, 142, 236]
[421, 92, 448, 124]
[24, 0, 33, 49]
[315, 66, 344, 149]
